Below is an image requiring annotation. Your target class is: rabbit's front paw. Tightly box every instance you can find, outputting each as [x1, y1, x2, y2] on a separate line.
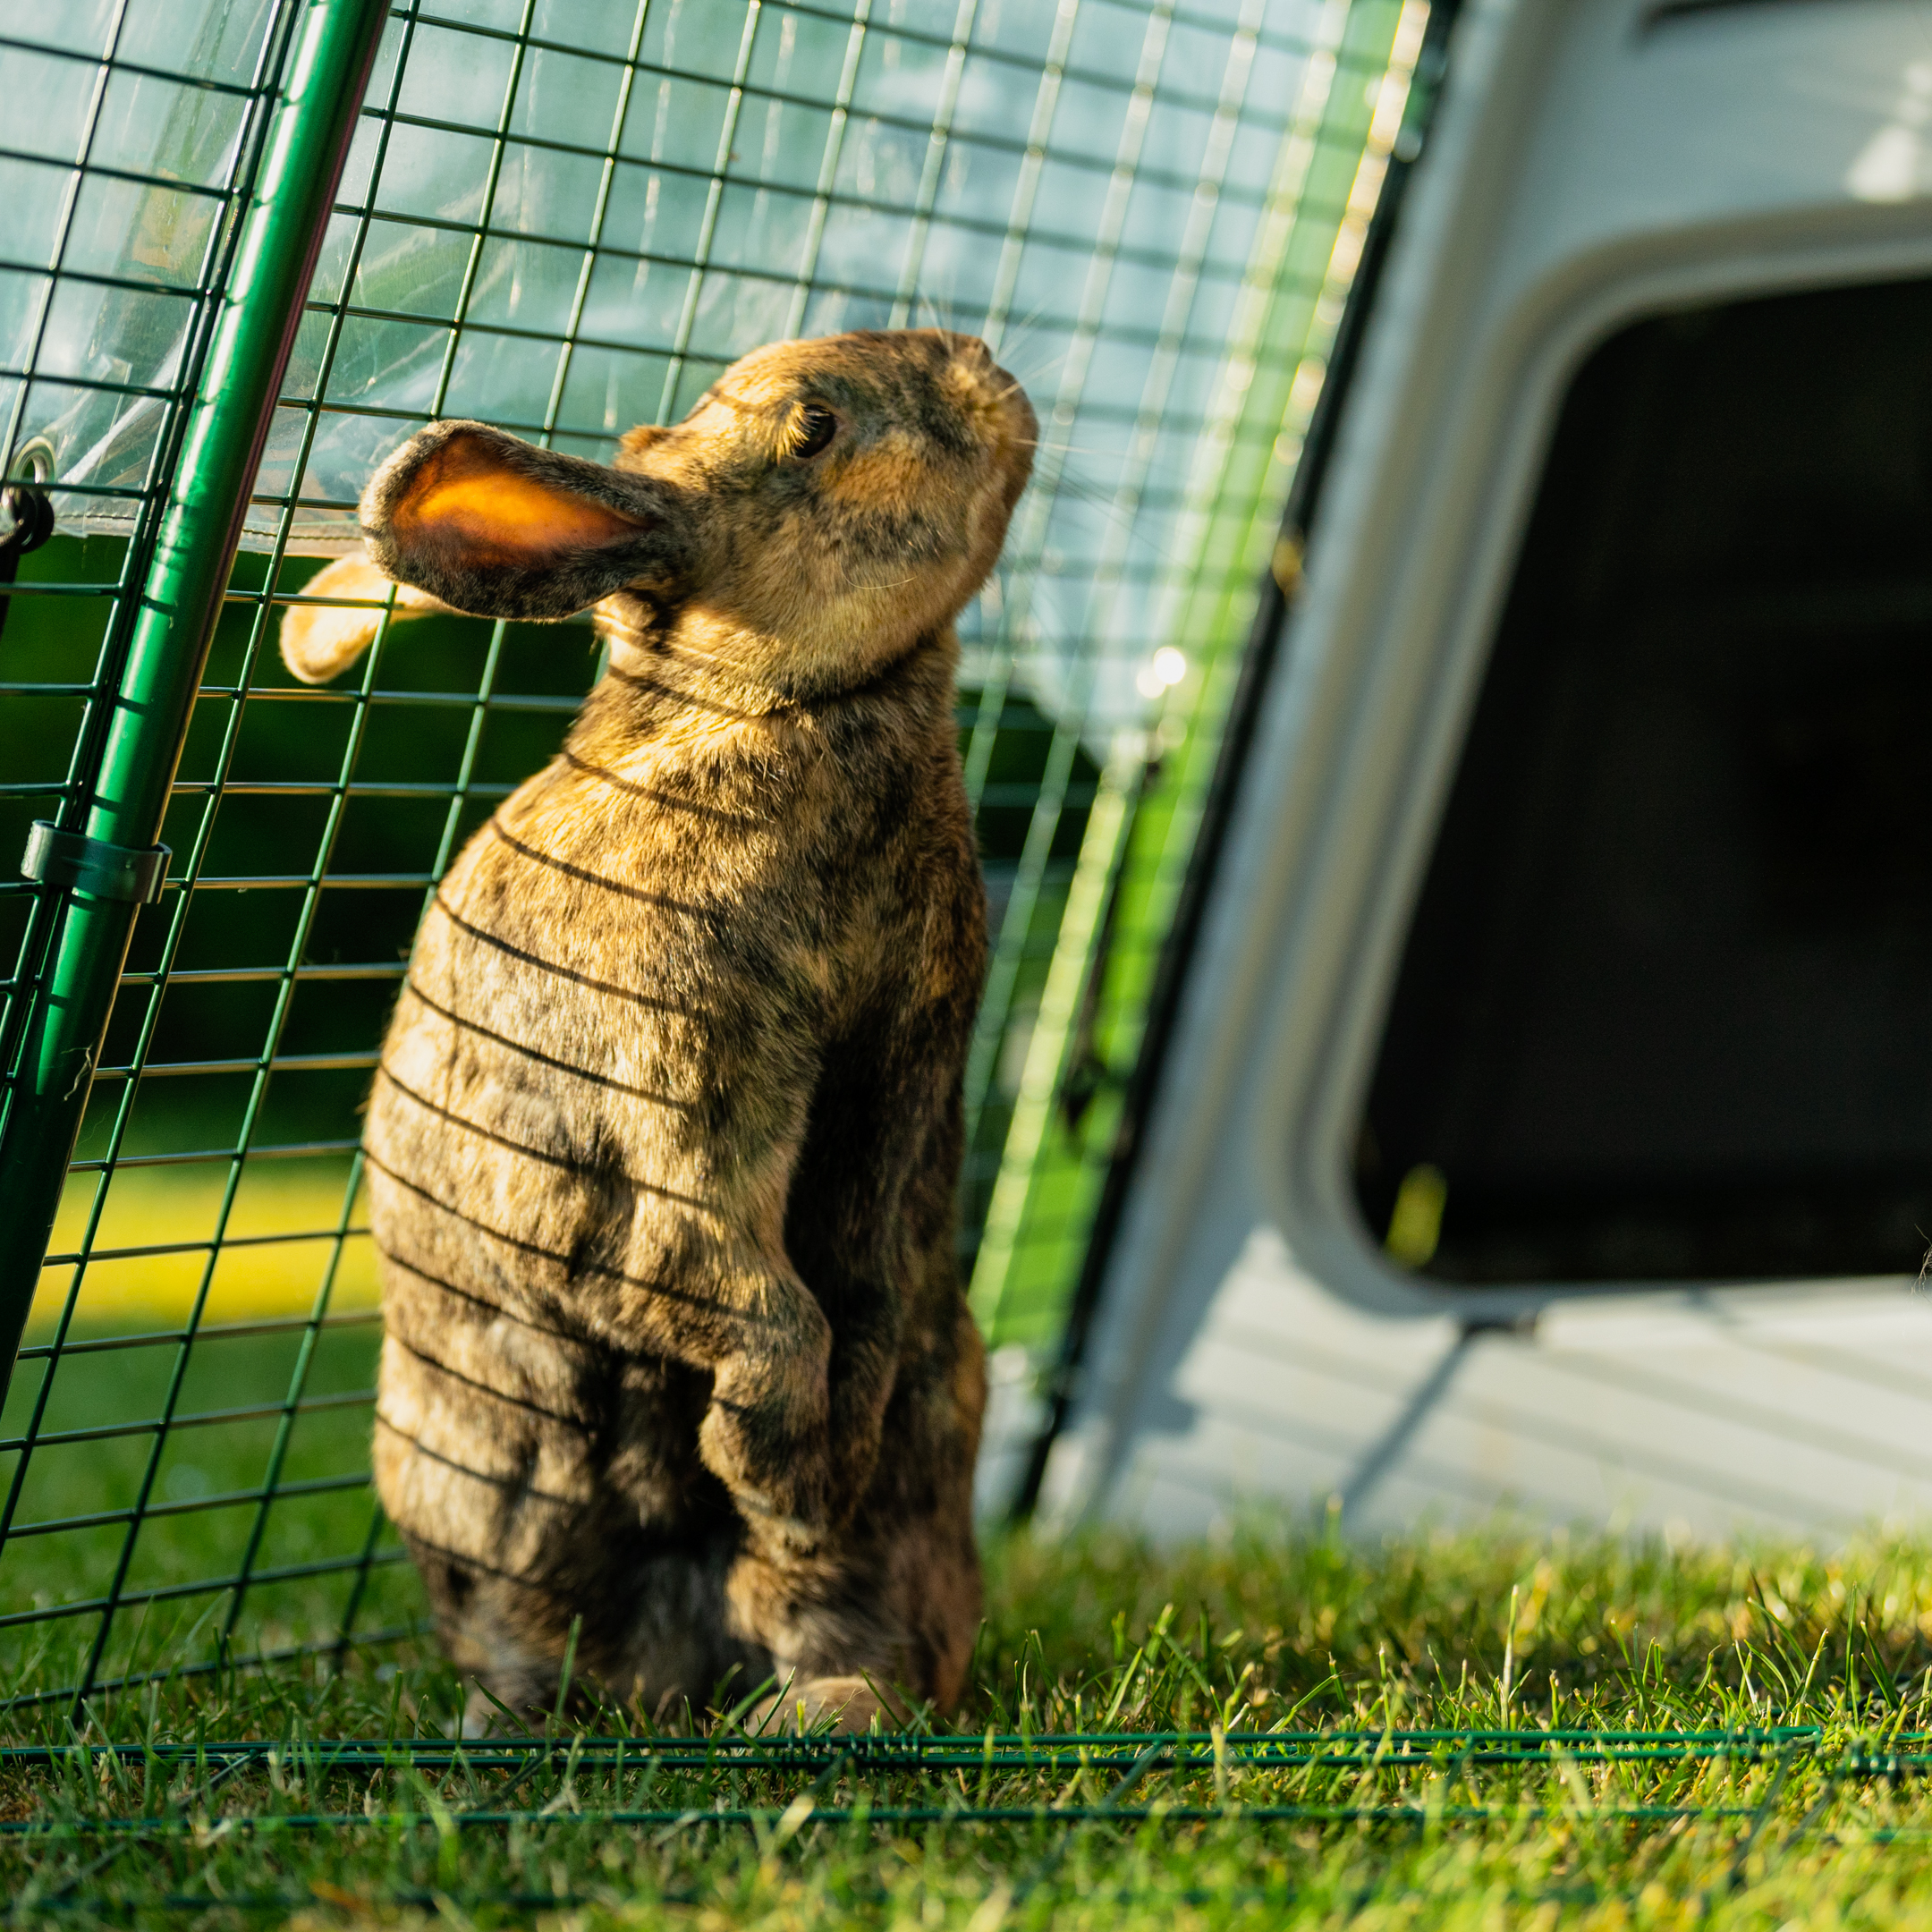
[701, 1436, 830, 1558]
[707, 1391, 835, 1553]
[699, 1347, 832, 1554]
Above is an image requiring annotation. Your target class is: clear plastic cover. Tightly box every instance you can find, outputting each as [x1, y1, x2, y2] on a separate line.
[0, 1, 278, 530]
[5, 0, 1374, 736]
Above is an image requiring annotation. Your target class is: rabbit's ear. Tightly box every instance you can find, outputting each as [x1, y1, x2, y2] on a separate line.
[360, 420, 685, 621]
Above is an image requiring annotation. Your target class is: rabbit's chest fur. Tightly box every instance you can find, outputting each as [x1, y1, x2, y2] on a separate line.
[363, 634, 982, 1425]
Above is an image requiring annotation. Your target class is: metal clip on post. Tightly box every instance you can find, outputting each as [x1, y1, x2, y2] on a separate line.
[0, 438, 56, 652]
[3, 448, 167, 904]
[19, 821, 170, 905]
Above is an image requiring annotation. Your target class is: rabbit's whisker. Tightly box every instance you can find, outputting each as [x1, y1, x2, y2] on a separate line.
[997, 297, 1060, 351]
[990, 326, 1071, 383]
[1013, 437, 1172, 465]
[837, 561, 917, 591]
[1000, 353, 1073, 394]
[915, 289, 963, 335]
[1038, 460, 1184, 519]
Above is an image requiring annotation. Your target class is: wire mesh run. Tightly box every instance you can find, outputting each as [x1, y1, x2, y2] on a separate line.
[1, 0, 1428, 1715]
[11, 1720, 1926, 1915]
[2, 1724, 1919, 1845]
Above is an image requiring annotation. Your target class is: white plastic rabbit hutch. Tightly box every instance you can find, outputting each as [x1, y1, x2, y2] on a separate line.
[1022, 0, 1932, 1544]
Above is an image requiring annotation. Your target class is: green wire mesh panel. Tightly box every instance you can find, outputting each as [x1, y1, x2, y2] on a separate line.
[0, 0, 354, 1708]
[0, 0, 1428, 1710]
[965, 0, 1430, 1360]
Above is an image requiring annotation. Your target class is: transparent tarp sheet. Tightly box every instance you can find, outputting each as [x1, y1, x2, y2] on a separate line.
[11, 0, 1372, 734]
[0, 1, 278, 520]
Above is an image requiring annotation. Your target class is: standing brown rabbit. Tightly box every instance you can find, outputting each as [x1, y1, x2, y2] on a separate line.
[279, 330, 1035, 1733]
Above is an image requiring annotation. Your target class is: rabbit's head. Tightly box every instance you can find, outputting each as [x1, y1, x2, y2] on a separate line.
[312, 329, 1034, 697]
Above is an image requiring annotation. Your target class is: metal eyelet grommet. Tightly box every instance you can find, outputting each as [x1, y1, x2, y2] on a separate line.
[3, 435, 55, 553]
[1, 436, 57, 651]
[0, 484, 55, 559]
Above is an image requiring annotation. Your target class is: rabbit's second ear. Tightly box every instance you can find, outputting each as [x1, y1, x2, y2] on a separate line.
[361, 419, 683, 621]
[280, 551, 452, 684]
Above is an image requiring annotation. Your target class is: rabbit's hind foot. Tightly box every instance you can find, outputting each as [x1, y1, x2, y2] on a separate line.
[460, 1674, 564, 1738]
[455, 1636, 612, 1738]
[750, 1673, 910, 1735]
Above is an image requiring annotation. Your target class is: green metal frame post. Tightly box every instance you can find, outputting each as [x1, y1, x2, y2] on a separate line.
[0, 0, 391, 1393]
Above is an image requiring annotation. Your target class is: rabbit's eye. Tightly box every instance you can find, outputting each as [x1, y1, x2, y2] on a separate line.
[787, 404, 838, 461]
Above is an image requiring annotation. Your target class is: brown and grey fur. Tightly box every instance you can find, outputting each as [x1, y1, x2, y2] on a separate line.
[280, 331, 1036, 1732]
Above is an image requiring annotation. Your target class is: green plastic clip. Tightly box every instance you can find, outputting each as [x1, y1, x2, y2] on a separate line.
[20, 821, 170, 905]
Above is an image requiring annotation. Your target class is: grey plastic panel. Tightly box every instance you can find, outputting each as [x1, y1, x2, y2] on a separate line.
[1042, 0, 1932, 1540]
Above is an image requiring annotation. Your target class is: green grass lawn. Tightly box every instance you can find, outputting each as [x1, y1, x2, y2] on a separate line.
[0, 1313, 419, 1707]
[10, 1502, 1932, 1927]
[7, 1294, 1932, 1927]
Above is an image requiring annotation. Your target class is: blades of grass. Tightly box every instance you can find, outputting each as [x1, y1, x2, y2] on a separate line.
[549, 1615, 582, 1738]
